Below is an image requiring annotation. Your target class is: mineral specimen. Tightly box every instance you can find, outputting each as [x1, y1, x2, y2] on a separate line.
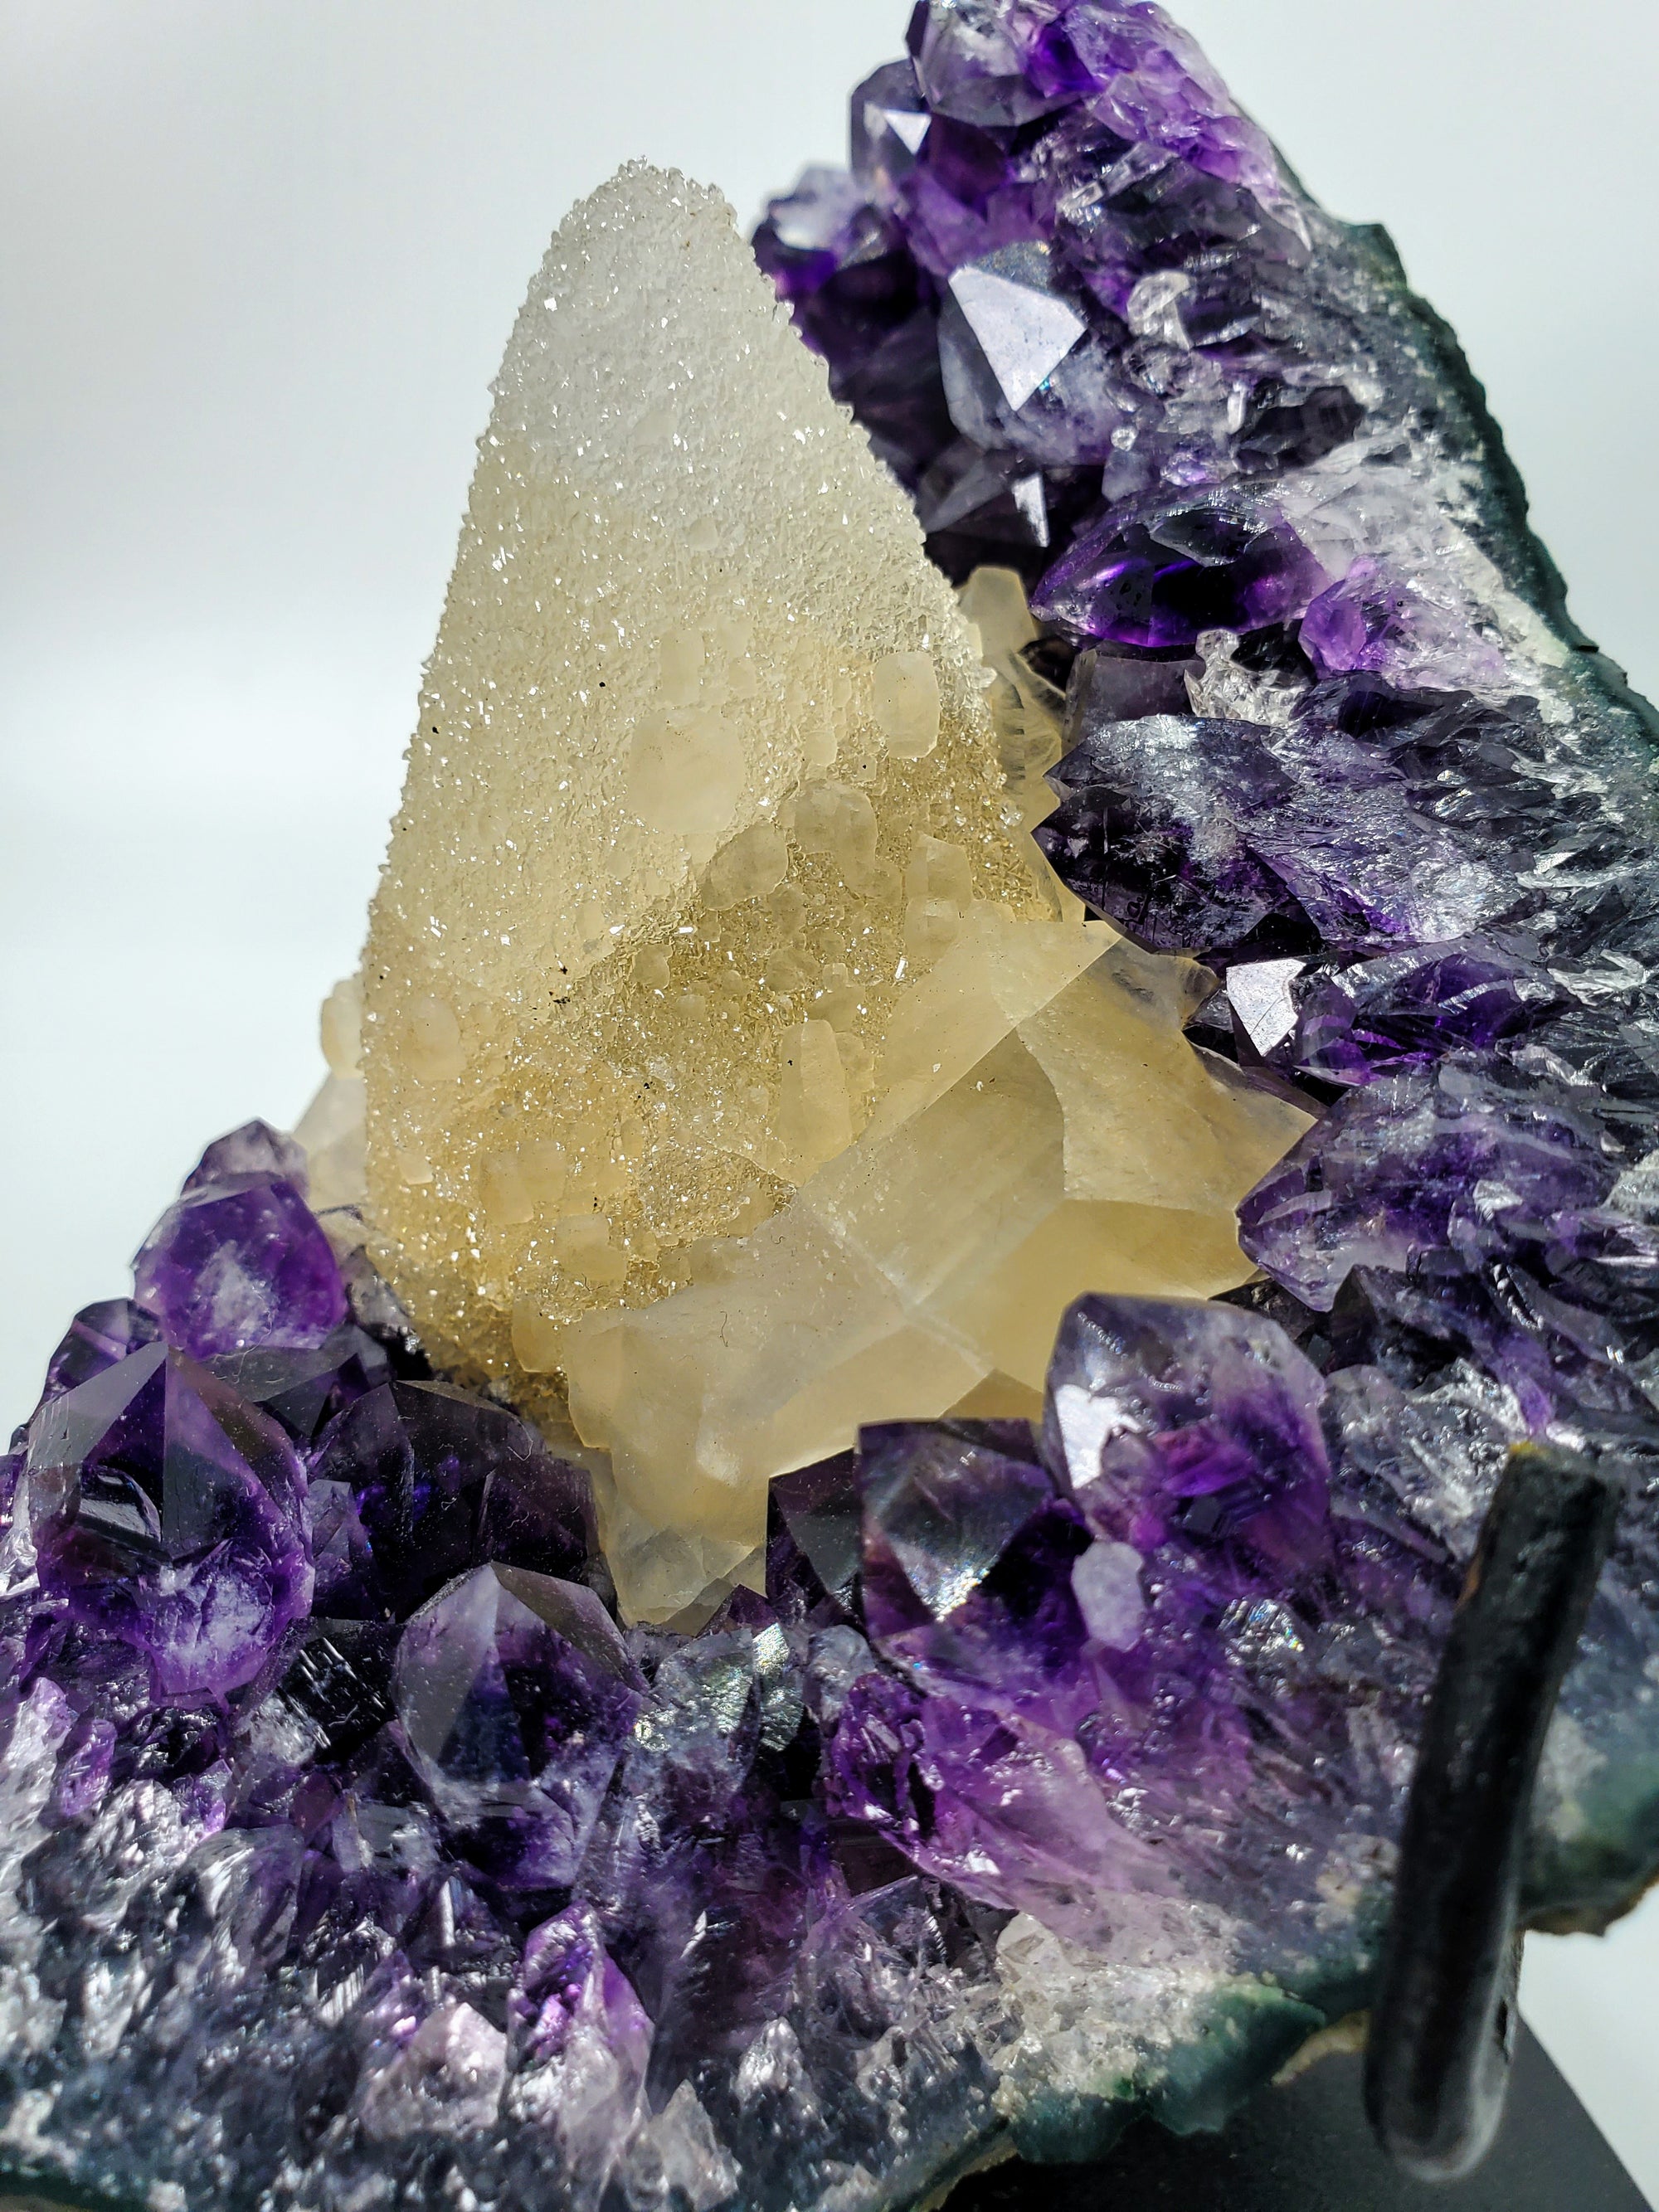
[359, 162, 1306, 1624]
[5, 2, 1659, 2210]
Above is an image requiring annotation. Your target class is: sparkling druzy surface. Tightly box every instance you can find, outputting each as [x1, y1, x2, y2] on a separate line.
[359, 161, 1306, 1626]
[7, 4, 1659, 2210]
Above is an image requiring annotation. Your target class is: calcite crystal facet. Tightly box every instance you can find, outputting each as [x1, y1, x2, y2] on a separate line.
[362, 163, 1306, 1624]
[6, 5, 1659, 2211]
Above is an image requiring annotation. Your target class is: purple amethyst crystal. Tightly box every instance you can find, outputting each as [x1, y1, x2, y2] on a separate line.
[850, 57, 932, 204]
[1034, 491, 1330, 649]
[1300, 557, 1506, 691]
[207, 1323, 390, 1448]
[828, 1294, 1442, 1953]
[24, 1339, 312, 1697]
[911, 0, 1071, 129]
[1037, 687, 1507, 960]
[505, 1902, 653, 2192]
[1042, 1291, 1332, 1566]
[938, 245, 1124, 466]
[183, 1117, 310, 1197]
[41, 1298, 161, 1403]
[858, 1418, 1095, 1723]
[1281, 940, 1566, 1087]
[395, 1563, 643, 1889]
[1010, 0, 1299, 221]
[1237, 1062, 1623, 1317]
[134, 1172, 346, 1358]
[311, 1378, 595, 1616]
[1038, 710, 1306, 954]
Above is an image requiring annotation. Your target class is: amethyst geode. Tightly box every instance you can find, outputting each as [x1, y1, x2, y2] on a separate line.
[5, 4, 1659, 2209]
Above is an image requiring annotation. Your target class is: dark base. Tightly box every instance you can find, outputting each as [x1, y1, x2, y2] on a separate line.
[955, 2029, 1647, 2212]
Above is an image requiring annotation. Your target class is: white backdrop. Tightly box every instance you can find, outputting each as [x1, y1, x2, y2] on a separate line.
[3, 1, 1657, 2194]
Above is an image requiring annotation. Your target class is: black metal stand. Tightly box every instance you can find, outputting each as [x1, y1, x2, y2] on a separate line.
[953, 2026, 1647, 2211]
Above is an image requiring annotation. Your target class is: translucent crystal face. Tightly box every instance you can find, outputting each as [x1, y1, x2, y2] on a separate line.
[361, 165, 1308, 1621]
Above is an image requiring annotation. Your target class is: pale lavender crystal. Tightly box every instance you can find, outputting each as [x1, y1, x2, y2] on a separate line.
[912, 0, 1073, 128]
[182, 1117, 309, 1197]
[937, 243, 1131, 466]
[1011, 0, 1302, 226]
[506, 1903, 654, 2204]
[850, 58, 932, 204]
[1237, 1062, 1623, 1315]
[754, 164, 894, 299]
[915, 435, 1053, 548]
[24, 1339, 312, 1697]
[134, 1173, 346, 1357]
[1300, 557, 1507, 690]
[394, 1563, 643, 1889]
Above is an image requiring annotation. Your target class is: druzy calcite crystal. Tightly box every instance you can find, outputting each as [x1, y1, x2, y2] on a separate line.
[7, 4, 1659, 2211]
[360, 163, 1306, 1624]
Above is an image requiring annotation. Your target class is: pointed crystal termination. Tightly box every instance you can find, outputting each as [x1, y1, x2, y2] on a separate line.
[393, 1563, 644, 1889]
[134, 1159, 346, 1359]
[361, 164, 1310, 1621]
[24, 1339, 313, 1697]
[826, 1292, 1443, 1955]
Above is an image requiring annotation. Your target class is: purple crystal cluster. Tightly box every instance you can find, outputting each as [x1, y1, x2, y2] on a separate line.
[761, 0, 1659, 1921]
[825, 1296, 1443, 1966]
[0, 1122, 1449, 2207]
[7, 2, 1659, 2206]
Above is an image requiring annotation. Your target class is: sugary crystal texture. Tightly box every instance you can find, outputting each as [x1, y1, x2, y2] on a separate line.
[361, 163, 1308, 1621]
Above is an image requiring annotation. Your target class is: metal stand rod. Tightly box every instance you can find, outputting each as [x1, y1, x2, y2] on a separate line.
[1365, 1441, 1623, 2180]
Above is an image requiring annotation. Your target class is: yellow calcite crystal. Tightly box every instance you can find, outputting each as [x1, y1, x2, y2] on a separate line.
[360, 163, 1311, 1624]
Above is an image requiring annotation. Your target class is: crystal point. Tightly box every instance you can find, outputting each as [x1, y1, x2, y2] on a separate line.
[134, 1174, 346, 1358]
[394, 1562, 643, 1889]
[25, 1340, 312, 1697]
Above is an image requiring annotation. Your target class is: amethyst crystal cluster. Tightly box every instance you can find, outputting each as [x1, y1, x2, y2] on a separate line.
[761, 0, 1659, 1920]
[0, 1124, 1449, 2210]
[5, 3, 1659, 2208]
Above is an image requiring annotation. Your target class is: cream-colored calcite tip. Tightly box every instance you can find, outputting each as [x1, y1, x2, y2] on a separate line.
[358, 163, 1310, 1625]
